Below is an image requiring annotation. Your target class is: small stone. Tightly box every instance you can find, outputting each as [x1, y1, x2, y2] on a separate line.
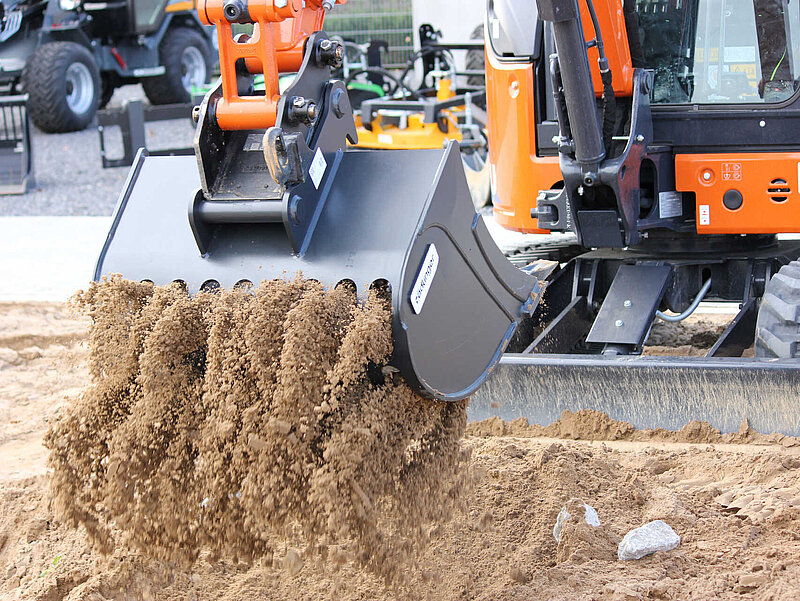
[553, 499, 601, 543]
[618, 520, 680, 560]
[738, 573, 767, 588]
[247, 433, 268, 452]
[284, 548, 304, 576]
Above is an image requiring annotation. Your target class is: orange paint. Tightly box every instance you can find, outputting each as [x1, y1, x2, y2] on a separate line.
[675, 153, 800, 234]
[580, 0, 633, 97]
[486, 50, 562, 233]
[197, 0, 345, 130]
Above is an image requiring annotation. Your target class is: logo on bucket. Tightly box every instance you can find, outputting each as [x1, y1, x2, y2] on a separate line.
[409, 244, 439, 315]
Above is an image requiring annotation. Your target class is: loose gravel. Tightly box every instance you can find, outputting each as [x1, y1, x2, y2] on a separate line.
[0, 85, 195, 217]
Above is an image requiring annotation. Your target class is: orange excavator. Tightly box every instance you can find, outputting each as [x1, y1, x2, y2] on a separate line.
[474, 0, 800, 433]
[95, 0, 800, 434]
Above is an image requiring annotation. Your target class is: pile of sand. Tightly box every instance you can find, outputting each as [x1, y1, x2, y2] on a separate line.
[44, 277, 468, 584]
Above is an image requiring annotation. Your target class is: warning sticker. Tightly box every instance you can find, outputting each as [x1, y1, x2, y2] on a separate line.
[699, 204, 711, 226]
[659, 191, 683, 219]
[243, 133, 264, 152]
[721, 162, 743, 182]
[308, 148, 327, 189]
[409, 244, 439, 315]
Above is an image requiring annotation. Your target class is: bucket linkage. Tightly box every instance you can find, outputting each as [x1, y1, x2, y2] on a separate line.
[95, 9, 553, 401]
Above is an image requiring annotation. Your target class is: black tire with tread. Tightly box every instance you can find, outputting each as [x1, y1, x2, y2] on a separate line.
[466, 24, 485, 88]
[23, 42, 100, 133]
[142, 27, 212, 105]
[755, 260, 800, 358]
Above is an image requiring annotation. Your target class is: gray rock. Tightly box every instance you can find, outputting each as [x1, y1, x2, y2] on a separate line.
[617, 520, 680, 560]
[553, 500, 601, 543]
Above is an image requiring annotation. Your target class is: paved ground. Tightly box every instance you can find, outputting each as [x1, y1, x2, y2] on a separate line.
[0, 85, 194, 217]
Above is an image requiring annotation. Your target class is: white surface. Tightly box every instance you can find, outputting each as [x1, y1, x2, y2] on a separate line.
[618, 520, 680, 561]
[553, 502, 601, 543]
[0, 216, 112, 302]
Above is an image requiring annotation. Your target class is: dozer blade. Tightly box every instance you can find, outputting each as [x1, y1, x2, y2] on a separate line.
[95, 143, 547, 401]
[469, 355, 800, 436]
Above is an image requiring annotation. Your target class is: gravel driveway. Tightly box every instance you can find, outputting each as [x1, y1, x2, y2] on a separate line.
[0, 85, 195, 217]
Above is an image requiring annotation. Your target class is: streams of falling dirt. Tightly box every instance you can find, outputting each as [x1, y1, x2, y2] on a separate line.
[45, 276, 469, 584]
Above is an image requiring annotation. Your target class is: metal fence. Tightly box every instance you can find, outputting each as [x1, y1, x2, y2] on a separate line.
[324, 0, 415, 68]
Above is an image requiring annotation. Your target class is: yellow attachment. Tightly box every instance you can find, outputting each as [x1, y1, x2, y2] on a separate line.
[436, 78, 455, 101]
[165, 0, 195, 12]
[353, 111, 463, 150]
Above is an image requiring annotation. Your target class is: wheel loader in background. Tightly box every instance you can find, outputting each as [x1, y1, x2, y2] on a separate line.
[95, 0, 800, 435]
[0, 0, 214, 131]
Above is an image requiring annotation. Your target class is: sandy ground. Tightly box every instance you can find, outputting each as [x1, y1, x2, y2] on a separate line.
[2, 302, 800, 600]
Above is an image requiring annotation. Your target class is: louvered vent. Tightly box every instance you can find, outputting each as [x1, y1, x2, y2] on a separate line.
[768, 178, 790, 203]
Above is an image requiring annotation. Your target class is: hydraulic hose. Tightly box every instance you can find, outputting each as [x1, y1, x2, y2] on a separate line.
[656, 279, 712, 322]
[583, 0, 616, 152]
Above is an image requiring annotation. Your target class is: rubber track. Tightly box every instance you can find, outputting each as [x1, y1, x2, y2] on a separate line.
[755, 260, 800, 358]
[24, 42, 99, 133]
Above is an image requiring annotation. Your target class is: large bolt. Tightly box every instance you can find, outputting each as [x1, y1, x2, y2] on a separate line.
[222, 0, 247, 22]
[332, 87, 345, 118]
[287, 96, 317, 125]
[317, 38, 343, 68]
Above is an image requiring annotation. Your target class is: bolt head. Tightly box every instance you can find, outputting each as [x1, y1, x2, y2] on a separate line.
[292, 96, 306, 107]
[320, 39, 332, 50]
[702, 170, 712, 181]
[615, 319, 624, 327]
[306, 102, 318, 122]
[623, 300, 632, 307]
[635, 134, 645, 143]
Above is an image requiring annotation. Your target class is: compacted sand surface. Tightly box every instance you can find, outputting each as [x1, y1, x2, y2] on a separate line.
[1, 299, 800, 600]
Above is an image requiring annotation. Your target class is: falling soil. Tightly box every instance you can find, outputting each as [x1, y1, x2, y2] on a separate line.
[4, 300, 800, 600]
[43, 277, 468, 585]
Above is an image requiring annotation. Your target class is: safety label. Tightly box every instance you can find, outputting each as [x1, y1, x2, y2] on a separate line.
[243, 133, 264, 152]
[410, 244, 439, 315]
[309, 148, 327, 189]
[721, 162, 743, 181]
[659, 191, 682, 219]
[699, 204, 711, 226]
